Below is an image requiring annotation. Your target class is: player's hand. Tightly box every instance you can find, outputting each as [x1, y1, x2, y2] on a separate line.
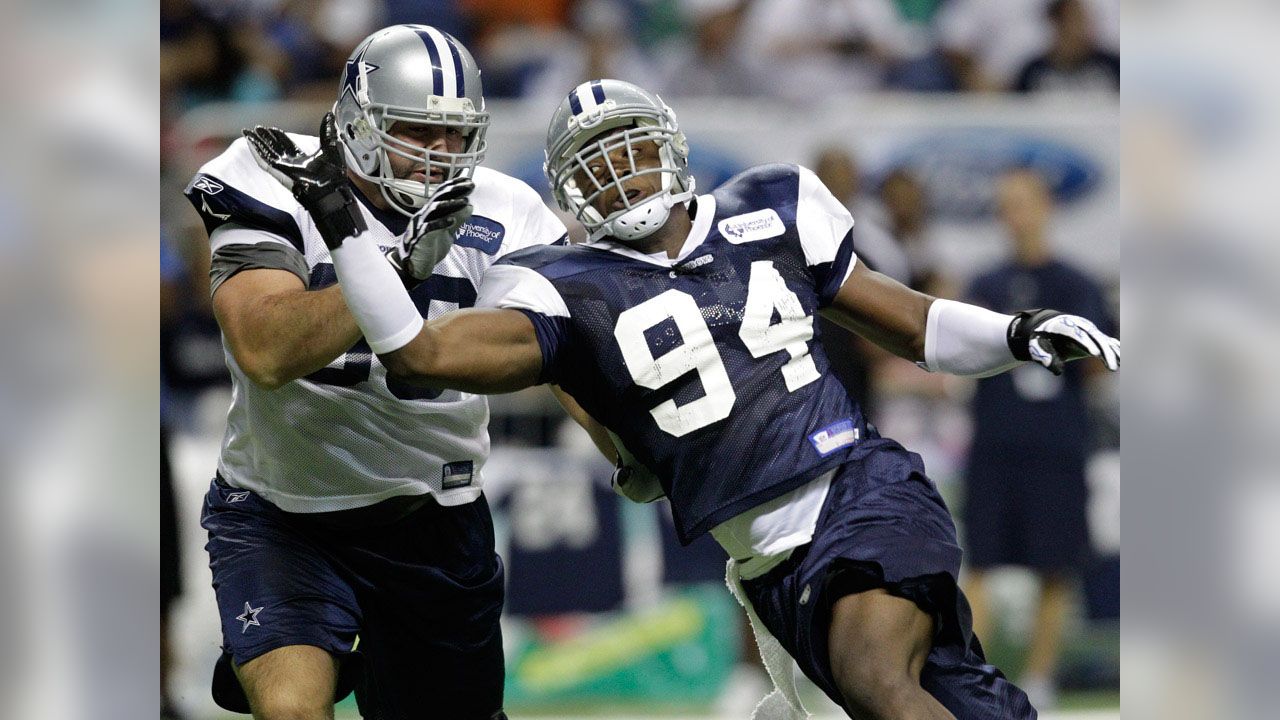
[1008, 309, 1120, 375]
[385, 176, 475, 285]
[242, 112, 366, 249]
[608, 430, 665, 503]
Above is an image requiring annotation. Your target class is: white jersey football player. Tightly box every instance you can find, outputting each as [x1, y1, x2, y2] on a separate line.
[184, 25, 565, 720]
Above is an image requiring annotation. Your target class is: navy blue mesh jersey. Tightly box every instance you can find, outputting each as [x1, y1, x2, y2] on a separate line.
[477, 164, 868, 544]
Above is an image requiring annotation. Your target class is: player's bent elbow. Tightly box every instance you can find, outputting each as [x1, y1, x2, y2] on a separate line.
[236, 353, 292, 390]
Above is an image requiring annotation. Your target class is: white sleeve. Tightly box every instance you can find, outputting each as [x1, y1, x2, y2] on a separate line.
[475, 265, 570, 318]
[796, 166, 857, 268]
[921, 298, 1021, 377]
[795, 165, 858, 303]
[329, 232, 424, 354]
[500, 188, 569, 257]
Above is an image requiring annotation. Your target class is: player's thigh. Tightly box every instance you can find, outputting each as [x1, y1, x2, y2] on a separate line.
[828, 588, 934, 695]
[349, 495, 507, 719]
[201, 479, 362, 685]
[235, 644, 339, 720]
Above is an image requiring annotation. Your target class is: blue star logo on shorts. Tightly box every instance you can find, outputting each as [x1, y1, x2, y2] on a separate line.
[236, 601, 263, 633]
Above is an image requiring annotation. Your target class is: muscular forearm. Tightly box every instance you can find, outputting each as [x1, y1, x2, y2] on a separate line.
[219, 281, 363, 388]
[329, 231, 543, 393]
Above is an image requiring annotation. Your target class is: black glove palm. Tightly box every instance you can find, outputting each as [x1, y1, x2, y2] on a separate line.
[243, 113, 367, 249]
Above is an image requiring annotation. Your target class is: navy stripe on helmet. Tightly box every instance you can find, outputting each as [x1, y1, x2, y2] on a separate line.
[569, 90, 583, 115]
[412, 28, 444, 95]
[443, 34, 465, 97]
[590, 80, 605, 104]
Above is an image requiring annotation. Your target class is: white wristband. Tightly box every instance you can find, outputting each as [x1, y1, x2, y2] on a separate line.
[329, 233, 424, 354]
[922, 299, 1021, 377]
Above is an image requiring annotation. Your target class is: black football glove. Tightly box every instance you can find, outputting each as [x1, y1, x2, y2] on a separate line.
[384, 176, 475, 286]
[1007, 309, 1121, 376]
[243, 112, 366, 249]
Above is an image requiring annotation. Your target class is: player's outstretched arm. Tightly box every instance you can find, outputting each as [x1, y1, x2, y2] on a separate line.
[823, 261, 1119, 377]
[821, 261, 936, 362]
[380, 307, 544, 394]
[320, 216, 543, 393]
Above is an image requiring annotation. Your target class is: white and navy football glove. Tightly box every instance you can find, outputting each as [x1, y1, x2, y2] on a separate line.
[1008, 309, 1121, 375]
[384, 176, 475, 286]
[243, 112, 366, 249]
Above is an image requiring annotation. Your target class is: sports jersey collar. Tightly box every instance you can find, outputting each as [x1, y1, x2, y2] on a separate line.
[350, 180, 410, 236]
[585, 194, 717, 267]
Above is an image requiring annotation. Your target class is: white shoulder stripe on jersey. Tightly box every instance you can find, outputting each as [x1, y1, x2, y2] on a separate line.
[475, 264, 571, 319]
[795, 165, 857, 268]
[209, 223, 299, 254]
[424, 27, 458, 98]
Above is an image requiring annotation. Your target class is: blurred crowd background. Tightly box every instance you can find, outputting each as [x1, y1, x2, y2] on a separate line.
[160, 1, 1120, 718]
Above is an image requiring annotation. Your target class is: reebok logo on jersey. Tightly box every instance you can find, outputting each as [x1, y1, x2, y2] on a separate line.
[192, 176, 224, 195]
[682, 254, 714, 270]
[442, 461, 475, 490]
[718, 209, 784, 244]
[809, 419, 859, 456]
[455, 216, 506, 255]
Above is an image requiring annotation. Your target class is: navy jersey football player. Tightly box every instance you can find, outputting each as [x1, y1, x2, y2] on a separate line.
[253, 79, 1120, 719]
[186, 25, 569, 720]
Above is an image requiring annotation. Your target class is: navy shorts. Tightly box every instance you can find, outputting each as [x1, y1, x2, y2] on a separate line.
[741, 438, 1036, 719]
[963, 447, 1089, 571]
[201, 477, 506, 719]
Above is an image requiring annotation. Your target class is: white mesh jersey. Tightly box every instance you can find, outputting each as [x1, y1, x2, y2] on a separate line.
[184, 134, 568, 513]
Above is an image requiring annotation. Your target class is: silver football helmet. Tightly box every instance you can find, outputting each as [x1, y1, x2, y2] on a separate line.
[334, 24, 488, 216]
[544, 79, 694, 242]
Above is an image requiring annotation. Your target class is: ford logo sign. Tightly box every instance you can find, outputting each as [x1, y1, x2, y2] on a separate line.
[880, 131, 1102, 219]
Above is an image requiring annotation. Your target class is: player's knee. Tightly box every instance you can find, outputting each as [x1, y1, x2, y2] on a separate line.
[249, 685, 331, 720]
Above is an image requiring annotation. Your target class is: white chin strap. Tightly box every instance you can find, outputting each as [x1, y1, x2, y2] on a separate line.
[600, 186, 694, 242]
[606, 195, 673, 241]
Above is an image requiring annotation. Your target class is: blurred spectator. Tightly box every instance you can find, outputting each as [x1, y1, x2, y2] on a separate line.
[815, 146, 911, 284]
[522, 0, 662, 108]
[384, 0, 472, 44]
[466, 0, 573, 97]
[960, 168, 1116, 710]
[281, 0, 387, 100]
[937, 0, 1118, 92]
[160, 0, 244, 106]
[657, 0, 754, 97]
[1013, 0, 1119, 94]
[812, 145, 910, 420]
[159, 226, 230, 422]
[877, 168, 951, 294]
[736, 0, 912, 101]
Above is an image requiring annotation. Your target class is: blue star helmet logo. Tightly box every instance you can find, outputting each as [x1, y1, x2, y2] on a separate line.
[341, 42, 380, 103]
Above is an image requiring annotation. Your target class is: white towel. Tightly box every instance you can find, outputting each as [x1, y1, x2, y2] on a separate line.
[725, 558, 812, 720]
